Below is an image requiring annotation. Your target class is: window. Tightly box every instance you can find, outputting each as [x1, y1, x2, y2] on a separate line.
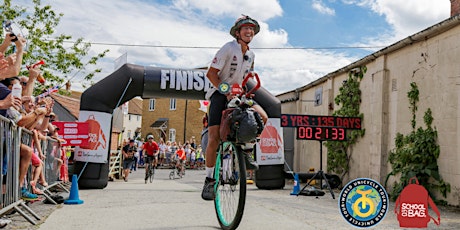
[170, 98, 177, 110]
[137, 115, 140, 121]
[127, 130, 131, 139]
[169, 129, 176, 142]
[149, 99, 156, 111]
[128, 114, 132, 120]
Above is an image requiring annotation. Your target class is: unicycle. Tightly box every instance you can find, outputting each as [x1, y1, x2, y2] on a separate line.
[212, 72, 264, 230]
[213, 141, 246, 230]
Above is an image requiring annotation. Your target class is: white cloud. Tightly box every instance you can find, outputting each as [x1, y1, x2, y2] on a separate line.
[39, 0, 344, 95]
[350, 0, 450, 44]
[312, 0, 336, 16]
[178, 0, 283, 21]
[14, 0, 450, 95]
[373, 0, 449, 37]
[256, 48, 354, 94]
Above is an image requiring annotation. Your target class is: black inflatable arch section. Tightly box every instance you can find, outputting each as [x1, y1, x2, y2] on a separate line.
[74, 63, 281, 189]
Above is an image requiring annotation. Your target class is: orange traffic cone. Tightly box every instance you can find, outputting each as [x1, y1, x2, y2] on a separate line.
[64, 174, 84, 205]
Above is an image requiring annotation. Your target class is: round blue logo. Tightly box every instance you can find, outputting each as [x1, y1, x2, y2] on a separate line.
[218, 82, 230, 94]
[339, 178, 388, 228]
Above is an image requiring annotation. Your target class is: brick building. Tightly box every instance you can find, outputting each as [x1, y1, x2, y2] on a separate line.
[141, 98, 206, 145]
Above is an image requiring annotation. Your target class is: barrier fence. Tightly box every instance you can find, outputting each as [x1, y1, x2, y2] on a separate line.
[0, 115, 69, 225]
[109, 150, 122, 180]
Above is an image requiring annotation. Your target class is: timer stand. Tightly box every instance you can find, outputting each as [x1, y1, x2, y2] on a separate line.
[296, 140, 335, 199]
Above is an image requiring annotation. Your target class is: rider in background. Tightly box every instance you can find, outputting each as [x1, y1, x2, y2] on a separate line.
[142, 135, 159, 182]
[201, 15, 268, 201]
[175, 146, 186, 175]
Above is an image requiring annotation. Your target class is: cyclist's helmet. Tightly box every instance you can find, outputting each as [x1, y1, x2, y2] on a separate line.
[147, 135, 154, 140]
[230, 15, 260, 39]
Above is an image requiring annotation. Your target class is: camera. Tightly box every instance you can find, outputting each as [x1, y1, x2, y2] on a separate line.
[2, 20, 18, 42]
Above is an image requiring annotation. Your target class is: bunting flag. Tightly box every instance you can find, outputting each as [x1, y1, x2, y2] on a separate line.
[36, 85, 60, 98]
[198, 100, 209, 113]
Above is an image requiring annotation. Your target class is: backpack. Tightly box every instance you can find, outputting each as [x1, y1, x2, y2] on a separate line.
[220, 108, 238, 142]
[220, 107, 264, 143]
[394, 177, 441, 228]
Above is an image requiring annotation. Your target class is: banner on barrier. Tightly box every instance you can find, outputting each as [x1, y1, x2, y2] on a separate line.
[256, 118, 284, 165]
[53, 121, 89, 146]
[74, 111, 111, 163]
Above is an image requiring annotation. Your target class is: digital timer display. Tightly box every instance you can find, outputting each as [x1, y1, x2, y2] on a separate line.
[296, 126, 346, 141]
[281, 114, 361, 129]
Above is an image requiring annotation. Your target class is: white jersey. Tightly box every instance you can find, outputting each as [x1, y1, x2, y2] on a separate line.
[205, 40, 255, 100]
[159, 143, 167, 153]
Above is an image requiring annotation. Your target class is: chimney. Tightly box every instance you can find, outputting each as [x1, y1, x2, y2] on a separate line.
[451, 0, 460, 16]
[65, 81, 71, 91]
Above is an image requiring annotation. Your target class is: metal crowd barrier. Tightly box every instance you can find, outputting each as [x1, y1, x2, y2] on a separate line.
[0, 115, 72, 225]
[109, 150, 122, 180]
[0, 116, 40, 225]
[39, 137, 69, 205]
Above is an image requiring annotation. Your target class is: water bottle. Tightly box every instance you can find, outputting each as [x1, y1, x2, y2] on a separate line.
[11, 82, 22, 98]
[7, 82, 22, 123]
[222, 150, 231, 181]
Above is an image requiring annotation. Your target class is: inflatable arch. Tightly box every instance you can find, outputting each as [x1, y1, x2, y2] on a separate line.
[74, 63, 281, 189]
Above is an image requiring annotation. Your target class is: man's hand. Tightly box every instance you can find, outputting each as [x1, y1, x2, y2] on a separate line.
[13, 35, 26, 51]
[0, 53, 8, 71]
[0, 94, 22, 110]
[42, 97, 54, 115]
[28, 66, 41, 80]
[34, 107, 47, 116]
[2, 33, 14, 46]
[5, 53, 16, 66]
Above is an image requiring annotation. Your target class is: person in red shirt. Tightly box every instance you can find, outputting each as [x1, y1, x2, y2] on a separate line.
[142, 135, 159, 181]
[175, 146, 186, 176]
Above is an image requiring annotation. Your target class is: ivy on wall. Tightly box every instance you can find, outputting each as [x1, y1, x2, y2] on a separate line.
[386, 82, 450, 202]
[325, 66, 366, 181]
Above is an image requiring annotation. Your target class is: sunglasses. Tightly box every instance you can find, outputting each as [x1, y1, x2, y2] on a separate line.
[20, 82, 27, 86]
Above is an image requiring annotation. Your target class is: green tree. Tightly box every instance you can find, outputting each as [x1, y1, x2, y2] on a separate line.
[0, 0, 109, 94]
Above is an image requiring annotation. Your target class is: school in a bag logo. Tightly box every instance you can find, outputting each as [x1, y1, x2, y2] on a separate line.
[394, 177, 441, 228]
[339, 178, 388, 228]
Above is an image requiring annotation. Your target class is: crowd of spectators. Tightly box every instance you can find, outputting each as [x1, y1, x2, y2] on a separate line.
[125, 137, 205, 173]
[0, 33, 65, 227]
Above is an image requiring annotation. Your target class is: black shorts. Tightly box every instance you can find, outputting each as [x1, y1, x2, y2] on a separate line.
[144, 155, 155, 164]
[208, 92, 227, 127]
[208, 91, 259, 127]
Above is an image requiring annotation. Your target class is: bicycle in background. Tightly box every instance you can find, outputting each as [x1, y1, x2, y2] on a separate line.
[144, 155, 156, 183]
[169, 157, 184, 179]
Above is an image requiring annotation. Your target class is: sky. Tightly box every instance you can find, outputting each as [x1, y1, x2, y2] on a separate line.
[13, 0, 451, 95]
